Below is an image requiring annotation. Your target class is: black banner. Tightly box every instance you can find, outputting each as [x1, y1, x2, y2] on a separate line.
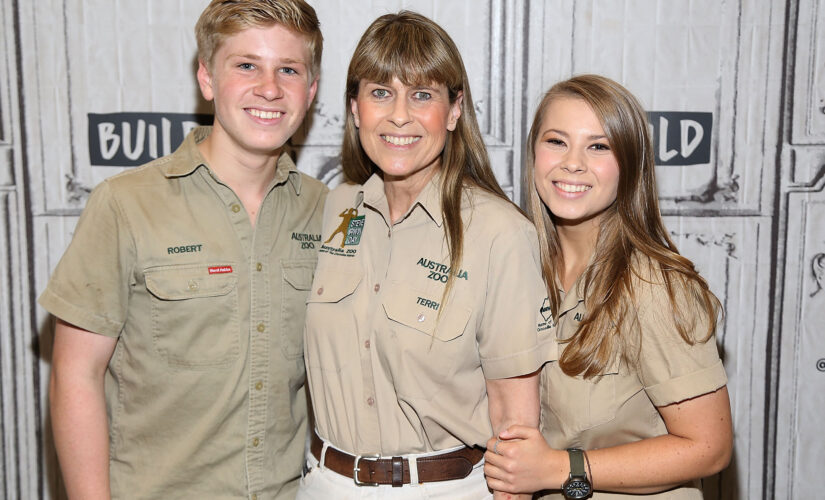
[88, 112, 213, 167]
[647, 111, 712, 166]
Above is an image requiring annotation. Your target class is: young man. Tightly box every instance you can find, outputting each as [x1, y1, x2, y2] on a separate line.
[40, 1, 326, 498]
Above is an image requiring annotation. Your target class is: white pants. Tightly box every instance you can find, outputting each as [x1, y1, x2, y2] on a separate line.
[296, 445, 492, 500]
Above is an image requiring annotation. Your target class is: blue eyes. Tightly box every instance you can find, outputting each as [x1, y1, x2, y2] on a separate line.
[236, 64, 299, 75]
[370, 89, 433, 100]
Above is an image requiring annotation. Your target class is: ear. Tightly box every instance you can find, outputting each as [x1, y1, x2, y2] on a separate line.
[447, 91, 463, 131]
[350, 98, 360, 128]
[306, 76, 319, 110]
[197, 59, 215, 102]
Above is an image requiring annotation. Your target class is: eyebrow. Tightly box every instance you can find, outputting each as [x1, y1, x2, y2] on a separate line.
[542, 128, 607, 141]
[228, 54, 307, 65]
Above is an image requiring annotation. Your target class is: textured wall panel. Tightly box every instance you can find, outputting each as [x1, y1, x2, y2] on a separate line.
[663, 215, 772, 500]
[791, 0, 825, 144]
[775, 182, 825, 499]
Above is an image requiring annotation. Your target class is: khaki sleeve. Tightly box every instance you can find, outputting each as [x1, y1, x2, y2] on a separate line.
[635, 276, 727, 406]
[477, 220, 546, 379]
[38, 181, 135, 338]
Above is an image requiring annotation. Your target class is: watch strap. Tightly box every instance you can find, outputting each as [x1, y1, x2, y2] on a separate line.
[567, 448, 586, 478]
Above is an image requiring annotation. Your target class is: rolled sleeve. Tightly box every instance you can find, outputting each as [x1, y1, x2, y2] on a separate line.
[38, 181, 134, 338]
[635, 272, 727, 405]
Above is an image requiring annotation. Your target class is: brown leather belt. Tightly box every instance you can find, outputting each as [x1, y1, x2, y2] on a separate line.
[310, 432, 484, 487]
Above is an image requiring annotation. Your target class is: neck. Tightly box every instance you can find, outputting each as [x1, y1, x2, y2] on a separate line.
[198, 131, 283, 227]
[383, 167, 439, 224]
[556, 218, 600, 292]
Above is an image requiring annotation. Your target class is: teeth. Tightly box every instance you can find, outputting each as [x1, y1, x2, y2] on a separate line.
[554, 182, 591, 193]
[248, 109, 282, 119]
[381, 135, 420, 146]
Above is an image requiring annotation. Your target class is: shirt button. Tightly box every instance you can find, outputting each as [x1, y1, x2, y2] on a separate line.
[252, 437, 260, 447]
[364, 340, 370, 349]
[374, 283, 380, 293]
[188, 280, 199, 291]
[366, 397, 375, 406]
[255, 381, 263, 391]
[231, 204, 241, 213]
[256, 262, 263, 272]
[417, 313, 426, 322]
[316, 287, 324, 295]
[257, 323, 265, 333]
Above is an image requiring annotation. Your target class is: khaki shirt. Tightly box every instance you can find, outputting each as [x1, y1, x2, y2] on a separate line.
[304, 173, 550, 456]
[538, 257, 727, 499]
[39, 127, 327, 500]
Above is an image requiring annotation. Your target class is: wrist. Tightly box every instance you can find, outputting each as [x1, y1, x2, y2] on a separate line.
[561, 448, 592, 499]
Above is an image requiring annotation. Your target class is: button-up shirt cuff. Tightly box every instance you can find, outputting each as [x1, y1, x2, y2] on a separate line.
[39, 289, 122, 338]
[481, 346, 542, 380]
[645, 360, 728, 407]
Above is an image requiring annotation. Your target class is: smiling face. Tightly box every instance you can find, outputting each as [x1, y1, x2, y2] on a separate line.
[350, 77, 461, 186]
[533, 97, 620, 229]
[197, 24, 318, 159]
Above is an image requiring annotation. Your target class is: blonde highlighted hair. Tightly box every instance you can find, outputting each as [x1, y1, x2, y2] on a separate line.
[195, 0, 323, 78]
[524, 74, 721, 378]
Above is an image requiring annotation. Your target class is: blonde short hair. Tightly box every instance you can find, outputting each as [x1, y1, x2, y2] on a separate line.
[195, 0, 322, 78]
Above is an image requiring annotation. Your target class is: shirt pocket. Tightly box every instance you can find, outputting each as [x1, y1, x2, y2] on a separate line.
[381, 284, 473, 399]
[145, 264, 239, 369]
[542, 357, 621, 436]
[305, 268, 362, 374]
[280, 259, 316, 359]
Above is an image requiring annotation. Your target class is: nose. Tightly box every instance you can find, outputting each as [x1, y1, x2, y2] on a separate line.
[254, 73, 284, 101]
[389, 97, 412, 127]
[561, 148, 585, 173]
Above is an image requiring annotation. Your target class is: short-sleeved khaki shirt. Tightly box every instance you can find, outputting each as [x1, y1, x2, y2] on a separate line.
[39, 127, 327, 500]
[538, 257, 727, 499]
[304, 173, 551, 456]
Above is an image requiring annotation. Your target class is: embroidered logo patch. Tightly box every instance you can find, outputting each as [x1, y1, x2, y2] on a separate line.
[540, 298, 552, 323]
[208, 266, 233, 275]
[324, 207, 364, 248]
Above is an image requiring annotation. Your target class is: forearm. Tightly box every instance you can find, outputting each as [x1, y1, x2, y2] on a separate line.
[543, 433, 727, 494]
[486, 372, 540, 435]
[487, 373, 540, 500]
[50, 320, 116, 500]
[50, 367, 112, 500]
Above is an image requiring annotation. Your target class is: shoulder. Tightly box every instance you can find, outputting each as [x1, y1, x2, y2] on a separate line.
[99, 154, 177, 195]
[326, 181, 363, 206]
[463, 188, 535, 235]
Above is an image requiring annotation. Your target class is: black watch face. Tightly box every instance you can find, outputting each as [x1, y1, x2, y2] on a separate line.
[564, 478, 592, 499]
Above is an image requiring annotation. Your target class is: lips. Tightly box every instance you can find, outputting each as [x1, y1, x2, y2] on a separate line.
[247, 108, 283, 119]
[553, 181, 591, 193]
[381, 134, 420, 146]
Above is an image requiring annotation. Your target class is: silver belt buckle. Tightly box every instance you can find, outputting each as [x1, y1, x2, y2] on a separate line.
[353, 454, 380, 486]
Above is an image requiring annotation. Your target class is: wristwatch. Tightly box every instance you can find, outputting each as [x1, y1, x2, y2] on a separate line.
[562, 448, 592, 499]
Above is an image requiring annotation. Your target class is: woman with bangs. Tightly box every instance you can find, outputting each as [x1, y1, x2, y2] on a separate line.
[483, 75, 733, 499]
[299, 11, 548, 500]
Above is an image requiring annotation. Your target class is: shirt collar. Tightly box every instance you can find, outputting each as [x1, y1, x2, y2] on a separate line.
[361, 170, 444, 227]
[162, 125, 302, 195]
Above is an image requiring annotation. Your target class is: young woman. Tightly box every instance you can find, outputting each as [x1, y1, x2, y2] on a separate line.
[483, 75, 733, 499]
[298, 11, 548, 499]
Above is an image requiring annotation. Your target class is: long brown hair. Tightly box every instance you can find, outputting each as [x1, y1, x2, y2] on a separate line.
[342, 11, 510, 303]
[524, 74, 721, 378]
